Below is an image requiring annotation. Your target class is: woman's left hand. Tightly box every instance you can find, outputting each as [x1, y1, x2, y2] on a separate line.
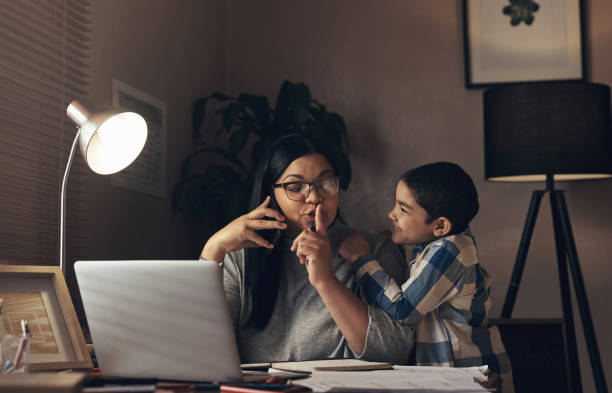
[292, 206, 369, 354]
[290, 204, 335, 288]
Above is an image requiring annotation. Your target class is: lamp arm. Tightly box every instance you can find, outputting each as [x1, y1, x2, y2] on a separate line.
[60, 128, 81, 275]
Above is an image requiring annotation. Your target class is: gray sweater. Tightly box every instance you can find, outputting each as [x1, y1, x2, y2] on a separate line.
[222, 222, 415, 365]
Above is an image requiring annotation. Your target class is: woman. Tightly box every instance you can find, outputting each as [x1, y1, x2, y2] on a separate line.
[201, 133, 414, 364]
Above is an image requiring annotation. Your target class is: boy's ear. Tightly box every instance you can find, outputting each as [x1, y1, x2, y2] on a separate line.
[433, 217, 452, 238]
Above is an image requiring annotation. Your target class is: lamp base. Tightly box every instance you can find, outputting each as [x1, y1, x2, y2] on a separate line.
[501, 179, 607, 393]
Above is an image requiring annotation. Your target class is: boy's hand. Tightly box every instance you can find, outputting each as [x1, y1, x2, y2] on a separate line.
[474, 371, 503, 390]
[339, 232, 371, 263]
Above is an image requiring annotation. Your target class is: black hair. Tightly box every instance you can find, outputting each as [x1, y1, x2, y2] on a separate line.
[246, 133, 340, 330]
[400, 162, 479, 235]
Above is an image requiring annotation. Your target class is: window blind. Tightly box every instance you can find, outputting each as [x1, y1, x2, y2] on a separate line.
[0, 0, 91, 272]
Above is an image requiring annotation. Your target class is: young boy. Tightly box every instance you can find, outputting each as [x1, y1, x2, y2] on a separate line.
[339, 162, 513, 392]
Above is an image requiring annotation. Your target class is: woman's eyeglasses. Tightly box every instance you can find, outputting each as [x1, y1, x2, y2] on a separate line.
[273, 176, 339, 202]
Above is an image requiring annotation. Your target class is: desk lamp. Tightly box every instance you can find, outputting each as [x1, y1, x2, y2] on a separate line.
[483, 82, 611, 393]
[63, 100, 147, 275]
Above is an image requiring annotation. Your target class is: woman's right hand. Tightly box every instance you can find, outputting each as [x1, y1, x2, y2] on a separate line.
[201, 196, 287, 263]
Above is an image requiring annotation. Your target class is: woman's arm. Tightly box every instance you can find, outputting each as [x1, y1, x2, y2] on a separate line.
[311, 272, 369, 354]
[357, 237, 415, 363]
[294, 223, 416, 363]
[291, 205, 369, 353]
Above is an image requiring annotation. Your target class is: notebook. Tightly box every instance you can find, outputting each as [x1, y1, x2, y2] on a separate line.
[74, 260, 242, 382]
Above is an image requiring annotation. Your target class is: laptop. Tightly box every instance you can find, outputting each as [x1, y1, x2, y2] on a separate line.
[74, 260, 243, 382]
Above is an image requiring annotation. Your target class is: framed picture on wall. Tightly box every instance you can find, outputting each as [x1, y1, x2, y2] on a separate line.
[0, 265, 92, 371]
[111, 79, 167, 198]
[463, 0, 585, 88]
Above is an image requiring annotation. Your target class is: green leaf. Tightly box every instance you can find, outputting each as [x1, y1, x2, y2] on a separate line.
[331, 113, 349, 150]
[228, 127, 250, 156]
[192, 98, 207, 140]
[326, 113, 345, 147]
[239, 93, 271, 127]
[171, 173, 207, 212]
[192, 93, 235, 141]
[251, 137, 271, 167]
[274, 81, 292, 130]
[181, 147, 248, 176]
[206, 164, 242, 187]
[289, 83, 311, 127]
[308, 122, 326, 144]
[222, 102, 244, 132]
[210, 92, 232, 101]
[178, 80, 353, 226]
[193, 178, 218, 218]
[241, 117, 263, 137]
[223, 180, 251, 220]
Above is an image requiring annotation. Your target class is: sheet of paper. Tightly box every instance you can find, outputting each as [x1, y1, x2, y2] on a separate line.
[292, 365, 489, 392]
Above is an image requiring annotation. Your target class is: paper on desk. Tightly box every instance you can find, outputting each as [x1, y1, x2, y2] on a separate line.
[292, 365, 490, 392]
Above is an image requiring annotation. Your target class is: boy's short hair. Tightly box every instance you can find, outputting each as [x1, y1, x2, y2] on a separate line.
[400, 162, 479, 235]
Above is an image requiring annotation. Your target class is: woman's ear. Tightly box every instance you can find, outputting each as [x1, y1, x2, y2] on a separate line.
[433, 217, 452, 238]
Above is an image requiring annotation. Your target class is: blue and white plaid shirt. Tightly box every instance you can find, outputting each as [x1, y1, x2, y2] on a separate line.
[352, 232, 512, 379]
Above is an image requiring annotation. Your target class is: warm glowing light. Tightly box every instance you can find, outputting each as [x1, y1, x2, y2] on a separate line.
[488, 174, 612, 182]
[86, 112, 147, 174]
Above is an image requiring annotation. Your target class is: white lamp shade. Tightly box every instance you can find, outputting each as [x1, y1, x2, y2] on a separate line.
[66, 100, 147, 175]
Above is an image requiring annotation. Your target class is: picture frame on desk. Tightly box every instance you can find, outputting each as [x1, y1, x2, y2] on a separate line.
[0, 264, 92, 371]
[463, 0, 586, 88]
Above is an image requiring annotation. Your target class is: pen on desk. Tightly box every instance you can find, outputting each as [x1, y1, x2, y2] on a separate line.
[13, 320, 30, 369]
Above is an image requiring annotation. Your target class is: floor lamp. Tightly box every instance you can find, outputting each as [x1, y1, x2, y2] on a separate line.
[483, 82, 611, 393]
[62, 100, 147, 275]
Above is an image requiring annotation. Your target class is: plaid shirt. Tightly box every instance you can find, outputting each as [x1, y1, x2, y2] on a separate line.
[352, 232, 511, 376]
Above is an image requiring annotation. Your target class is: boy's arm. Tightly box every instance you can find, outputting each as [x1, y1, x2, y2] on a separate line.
[339, 232, 404, 308]
[339, 234, 415, 363]
[347, 237, 466, 323]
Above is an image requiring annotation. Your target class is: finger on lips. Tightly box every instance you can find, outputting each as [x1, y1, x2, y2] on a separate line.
[314, 204, 326, 235]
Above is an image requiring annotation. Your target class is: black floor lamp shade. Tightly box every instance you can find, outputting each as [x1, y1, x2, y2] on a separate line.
[483, 82, 611, 393]
[484, 82, 612, 182]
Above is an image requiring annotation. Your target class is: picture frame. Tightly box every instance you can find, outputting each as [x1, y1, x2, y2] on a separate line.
[111, 78, 167, 198]
[0, 264, 92, 371]
[463, 0, 586, 88]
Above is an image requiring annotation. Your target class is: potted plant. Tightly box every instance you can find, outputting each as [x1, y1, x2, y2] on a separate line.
[172, 80, 351, 228]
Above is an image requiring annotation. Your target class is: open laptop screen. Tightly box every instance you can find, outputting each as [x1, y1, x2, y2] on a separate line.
[75, 260, 242, 382]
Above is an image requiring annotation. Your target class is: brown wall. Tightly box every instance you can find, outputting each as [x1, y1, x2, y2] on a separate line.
[83, 1, 611, 391]
[85, 0, 226, 264]
[224, 0, 611, 391]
